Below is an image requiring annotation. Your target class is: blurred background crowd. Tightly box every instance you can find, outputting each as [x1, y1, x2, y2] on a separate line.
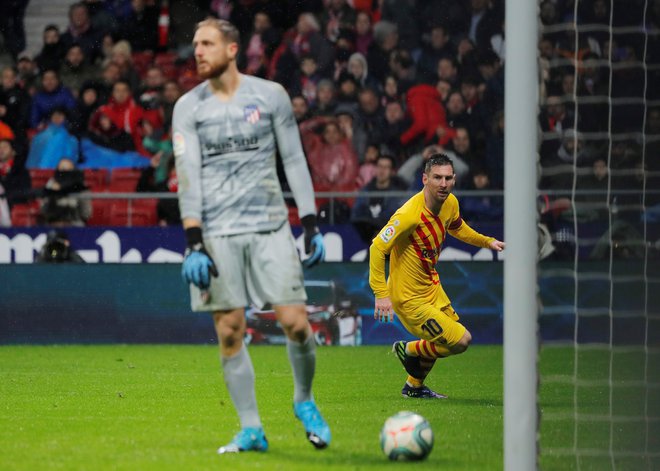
[0, 0, 657, 259]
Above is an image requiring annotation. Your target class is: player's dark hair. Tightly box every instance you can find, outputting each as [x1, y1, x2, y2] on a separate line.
[424, 153, 455, 174]
[196, 18, 241, 46]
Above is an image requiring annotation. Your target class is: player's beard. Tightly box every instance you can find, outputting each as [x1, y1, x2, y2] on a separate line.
[197, 60, 229, 80]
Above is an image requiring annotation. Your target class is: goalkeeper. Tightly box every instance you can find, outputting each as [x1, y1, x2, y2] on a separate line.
[173, 19, 329, 454]
[369, 154, 505, 399]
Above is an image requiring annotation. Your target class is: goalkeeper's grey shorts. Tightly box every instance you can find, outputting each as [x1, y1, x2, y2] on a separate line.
[189, 223, 307, 312]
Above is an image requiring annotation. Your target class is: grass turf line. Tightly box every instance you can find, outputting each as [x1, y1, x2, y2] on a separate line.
[1, 344, 503, 471]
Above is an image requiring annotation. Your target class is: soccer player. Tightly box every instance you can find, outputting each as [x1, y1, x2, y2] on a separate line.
[173, 19, 330, 453]
[369, 154, 505, 398]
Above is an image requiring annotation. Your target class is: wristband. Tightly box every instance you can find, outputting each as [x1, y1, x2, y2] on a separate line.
[185, 227, 204, 249]
[300, 214, 318, 232]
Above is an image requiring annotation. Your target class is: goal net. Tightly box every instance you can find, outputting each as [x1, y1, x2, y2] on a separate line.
[537, 0, 660, 469]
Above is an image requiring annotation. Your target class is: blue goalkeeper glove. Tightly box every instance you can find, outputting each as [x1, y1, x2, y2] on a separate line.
[181, 227, 218, 289]
[301, 214, 325, 268]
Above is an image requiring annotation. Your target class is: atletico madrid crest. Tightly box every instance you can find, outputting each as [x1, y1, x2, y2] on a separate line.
[244, 105, 261, 124]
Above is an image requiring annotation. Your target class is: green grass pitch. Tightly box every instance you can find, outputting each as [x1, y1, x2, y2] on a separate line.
[1, 345, 504, 470]
[1, 344, 656, 470]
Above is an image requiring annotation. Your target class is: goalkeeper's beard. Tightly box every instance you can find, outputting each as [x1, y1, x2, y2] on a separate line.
[197, 60, 230, 80]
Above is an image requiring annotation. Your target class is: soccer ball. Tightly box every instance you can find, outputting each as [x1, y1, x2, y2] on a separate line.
[380, 411, 434, 461]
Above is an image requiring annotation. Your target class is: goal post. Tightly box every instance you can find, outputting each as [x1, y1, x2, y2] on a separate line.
[504, 0, 539, 470]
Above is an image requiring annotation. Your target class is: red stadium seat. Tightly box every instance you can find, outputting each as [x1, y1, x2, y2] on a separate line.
[86, 199, 117, 226]
[83, 168, 109, 192]
[133, 198, 158, 213]
[132, 198, 158, 226]
[154, 51, 177, 67]
[29, 169, 54, 189]
[154, 52, 179, 80]
[132, 51, 154, 78]
[109, 168, 143, 193]
[10, 201, 41, 227]
[108, 202, 158, 227]
[160, 63, 179, 80]
[287, 205, 300, 226]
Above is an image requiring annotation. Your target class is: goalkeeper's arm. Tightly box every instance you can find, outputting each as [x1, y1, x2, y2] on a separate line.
[270, 81, 325, 267]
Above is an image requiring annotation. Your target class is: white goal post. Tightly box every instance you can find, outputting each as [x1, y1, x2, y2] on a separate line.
[504, 0, 539, 470]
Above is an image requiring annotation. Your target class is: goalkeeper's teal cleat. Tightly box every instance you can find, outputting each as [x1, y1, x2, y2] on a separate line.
[294, 400, 331, 449]
[217, 427, 268, 454]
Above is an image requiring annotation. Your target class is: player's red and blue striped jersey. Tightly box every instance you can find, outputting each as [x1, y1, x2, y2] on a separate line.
[370, 191, 495, 312]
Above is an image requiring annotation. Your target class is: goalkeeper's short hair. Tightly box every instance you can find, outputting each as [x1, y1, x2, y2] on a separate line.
[196, 18, 240, 46]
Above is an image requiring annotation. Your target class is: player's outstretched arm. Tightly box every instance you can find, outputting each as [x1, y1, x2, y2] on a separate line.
[301, 214, 325, 268]
[181, 224, 219, 289]
[489, 239, 506, 252]
[448, 216, 505, 252]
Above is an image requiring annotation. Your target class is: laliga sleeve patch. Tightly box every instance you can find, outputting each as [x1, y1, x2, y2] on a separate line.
[173, 132, 186, 157]
[380, 225, 396, 243]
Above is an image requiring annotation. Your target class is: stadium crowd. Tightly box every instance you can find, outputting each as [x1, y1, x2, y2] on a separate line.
[0, 0, 657, 255]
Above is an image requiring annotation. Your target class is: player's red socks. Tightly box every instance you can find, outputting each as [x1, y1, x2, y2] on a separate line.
[405, 340, 450, 359]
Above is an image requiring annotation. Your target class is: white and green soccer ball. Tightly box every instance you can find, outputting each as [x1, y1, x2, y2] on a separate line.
[379, 411, 434, 461]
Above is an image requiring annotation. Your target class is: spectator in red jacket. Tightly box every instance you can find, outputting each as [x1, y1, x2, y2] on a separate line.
[400, 80, 449, 149]
[89, 79, 149, 155]
[299, 116, 359, 208]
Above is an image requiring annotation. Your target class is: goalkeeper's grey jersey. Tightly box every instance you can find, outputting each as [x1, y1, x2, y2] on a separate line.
[172, 74, 316, 237]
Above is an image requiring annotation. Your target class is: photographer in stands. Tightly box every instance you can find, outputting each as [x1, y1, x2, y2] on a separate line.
[39, 158, 90, 226]
[36, 229, 85, 263]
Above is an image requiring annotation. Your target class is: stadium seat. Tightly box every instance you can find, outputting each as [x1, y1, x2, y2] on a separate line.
[86, 199, 116, 226]
[132, 51, 154, 78]
[29, 169, 54, 189]
[133, 198, 158, 213]
[160, 64, 179, 80]
[108, 201, 157, 227]
[154, 52, 179, 80]
[109, 168, 143, 193]
[10, 201, 41, 227]
[154, 51, 178, 66]
[288, 205, 300, 226]
[83, 168, 109, 192]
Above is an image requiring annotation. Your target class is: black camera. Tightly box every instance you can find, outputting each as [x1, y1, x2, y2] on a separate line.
[39, 230, 73, 263]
